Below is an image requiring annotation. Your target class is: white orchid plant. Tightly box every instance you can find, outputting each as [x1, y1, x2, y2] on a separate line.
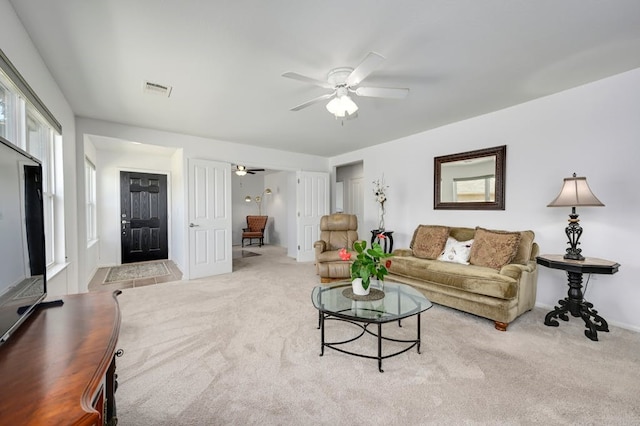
[373, 177, 388, 207]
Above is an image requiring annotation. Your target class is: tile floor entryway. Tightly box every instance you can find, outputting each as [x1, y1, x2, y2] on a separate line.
[88, 246, 268, 293]
[88, 260, 183, 293]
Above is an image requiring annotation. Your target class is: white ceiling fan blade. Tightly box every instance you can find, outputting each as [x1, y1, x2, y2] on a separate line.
[355, 86, 409, 99]
[290, 92, 335, 111]
[347, 52, 385, 87]
[282, 72, 332, 89]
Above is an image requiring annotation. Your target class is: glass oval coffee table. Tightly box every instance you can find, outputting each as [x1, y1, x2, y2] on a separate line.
[311, 281, 432, 372]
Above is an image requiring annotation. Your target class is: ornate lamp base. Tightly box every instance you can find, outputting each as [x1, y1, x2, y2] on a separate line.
[564, 208, 585, 260]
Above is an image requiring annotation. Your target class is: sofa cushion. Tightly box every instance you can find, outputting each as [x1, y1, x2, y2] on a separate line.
[410, 225, 450, 259]
[469, 227, 521, 270]
[388, 255, 518, 299]
[438, 237, 474, 265]
[511, 230, 535, 265]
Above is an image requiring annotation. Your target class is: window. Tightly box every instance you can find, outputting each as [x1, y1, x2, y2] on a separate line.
[452, 175, 496, 202]
[1, 49, 64, 271]
[0, 72, 23, 144]
[85, 158, 97, 244]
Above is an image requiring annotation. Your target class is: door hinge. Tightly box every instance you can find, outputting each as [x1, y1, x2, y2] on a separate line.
[298, 245, 300, 250]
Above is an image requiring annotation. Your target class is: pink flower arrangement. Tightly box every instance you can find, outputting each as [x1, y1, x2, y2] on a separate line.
[345, 241, 393, 290]
[338, 247, 351, 261]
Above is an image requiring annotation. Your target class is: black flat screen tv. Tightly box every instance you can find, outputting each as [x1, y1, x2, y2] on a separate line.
[0, 136, 47, 344]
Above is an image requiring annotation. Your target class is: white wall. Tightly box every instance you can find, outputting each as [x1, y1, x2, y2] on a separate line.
[82, 138, 99, 284]
[1, 0, 78, 298]
[169, 149, 186, 272]
[286, 173, 299, 258]
[335, 162, 364, 227]
[93, 147, 176, 268]
[331, 68, 640, 331]
[264, 171, 291, 247]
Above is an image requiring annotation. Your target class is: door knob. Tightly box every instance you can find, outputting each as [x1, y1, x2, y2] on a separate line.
[189, 223, 199, 227]
[121, 220, 130, 224]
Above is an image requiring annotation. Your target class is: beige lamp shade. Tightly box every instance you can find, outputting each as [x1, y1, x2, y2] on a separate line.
[547, 174, 604, 207]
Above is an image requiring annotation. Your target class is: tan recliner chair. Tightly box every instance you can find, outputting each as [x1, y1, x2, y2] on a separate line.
[314, 213, 361, 283]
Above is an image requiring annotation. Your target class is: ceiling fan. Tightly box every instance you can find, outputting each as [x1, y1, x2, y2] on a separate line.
[234, 165, 265, 176]
[282, 51, 409, 118]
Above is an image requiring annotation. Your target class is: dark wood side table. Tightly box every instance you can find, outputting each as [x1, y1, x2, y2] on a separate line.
[371, 229, 394, 253]
[536, 254, 620, 341]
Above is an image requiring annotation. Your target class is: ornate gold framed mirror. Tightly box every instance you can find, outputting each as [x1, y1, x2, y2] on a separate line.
[434, 145, 506, 210]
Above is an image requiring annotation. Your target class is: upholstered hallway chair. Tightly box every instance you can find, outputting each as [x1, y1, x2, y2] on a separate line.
[314, 213, 361, 283]
[242, 215, 268, 247]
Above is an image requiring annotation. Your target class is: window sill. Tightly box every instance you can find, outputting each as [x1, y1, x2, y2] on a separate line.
[47, 262, 70, 280]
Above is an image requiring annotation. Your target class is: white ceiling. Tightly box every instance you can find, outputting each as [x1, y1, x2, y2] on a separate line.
[10, 0, 640, 157]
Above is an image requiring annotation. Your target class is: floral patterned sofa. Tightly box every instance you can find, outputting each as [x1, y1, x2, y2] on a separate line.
[387, 225, 539, 331]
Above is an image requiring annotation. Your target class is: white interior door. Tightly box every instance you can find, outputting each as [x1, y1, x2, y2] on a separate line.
[348, 177, 364, 232]
[296, 171, 329, 262]
[188, 159, 232, 279]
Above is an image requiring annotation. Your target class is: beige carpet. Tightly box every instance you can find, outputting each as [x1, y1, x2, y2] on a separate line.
[115, 246, 640, 425]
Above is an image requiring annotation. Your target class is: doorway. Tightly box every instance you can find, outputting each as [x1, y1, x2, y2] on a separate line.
[120, 171, 168, 264]
[336, 161, 364, 229]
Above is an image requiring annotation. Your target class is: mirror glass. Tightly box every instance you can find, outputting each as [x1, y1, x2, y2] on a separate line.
[434, 145, 506, 210]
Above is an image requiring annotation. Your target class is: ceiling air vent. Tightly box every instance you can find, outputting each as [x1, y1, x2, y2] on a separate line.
[142, 80, 172, 97]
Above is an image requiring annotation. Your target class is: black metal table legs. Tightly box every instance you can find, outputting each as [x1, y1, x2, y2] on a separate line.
[318, 313, 422, 372]
[544, 271, 609, 341]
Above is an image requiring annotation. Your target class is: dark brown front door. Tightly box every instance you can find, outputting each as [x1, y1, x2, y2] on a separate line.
[120, 171, 168, 264]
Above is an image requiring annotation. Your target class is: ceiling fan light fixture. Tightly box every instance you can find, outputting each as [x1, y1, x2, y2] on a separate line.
[283, 52, 408, 115]
[235, 165, 248, 176]
[326, 95, 358, 118]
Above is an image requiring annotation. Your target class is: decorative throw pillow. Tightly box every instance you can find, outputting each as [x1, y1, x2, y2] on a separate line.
[469, 227, 521, 270]
[411, 225, 450, 259]
[510, 230, 535, 265]
[438, 237, 474, 265]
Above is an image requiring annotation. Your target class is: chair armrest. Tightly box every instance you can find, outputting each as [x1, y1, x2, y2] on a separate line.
[499, 262, 536, 279]
[314, 241, 329, 262]
[314, 240, 327, 255]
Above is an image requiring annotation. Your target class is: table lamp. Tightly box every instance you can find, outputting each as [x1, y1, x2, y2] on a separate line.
[547, 173, 604, 260]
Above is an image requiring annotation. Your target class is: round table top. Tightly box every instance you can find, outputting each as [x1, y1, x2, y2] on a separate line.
[311, 281, 432, 323]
